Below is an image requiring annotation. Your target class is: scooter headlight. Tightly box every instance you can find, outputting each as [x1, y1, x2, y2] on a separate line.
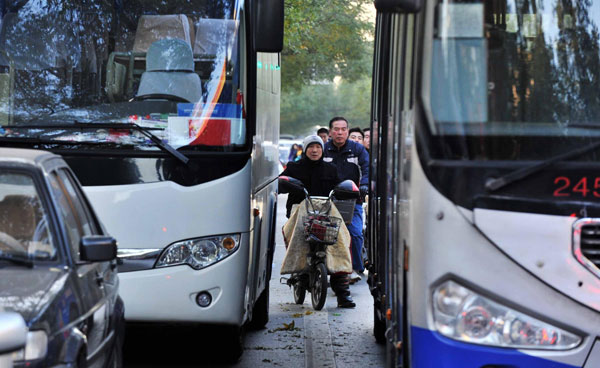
[156, 234, 240, 270]
[432, 280, 581, 350]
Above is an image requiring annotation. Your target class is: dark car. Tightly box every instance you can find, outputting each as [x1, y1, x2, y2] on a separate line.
[0, 148, 124, 368]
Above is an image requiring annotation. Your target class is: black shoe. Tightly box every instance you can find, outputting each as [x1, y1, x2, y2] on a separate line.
[337, 295, 356, 308]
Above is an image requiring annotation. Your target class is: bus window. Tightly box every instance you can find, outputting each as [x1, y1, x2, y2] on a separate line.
[0, 0, 246, 152]
[428, 0, 600, 160]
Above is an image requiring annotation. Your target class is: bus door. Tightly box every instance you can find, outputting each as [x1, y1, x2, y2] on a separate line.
[371, 1, 420, 366]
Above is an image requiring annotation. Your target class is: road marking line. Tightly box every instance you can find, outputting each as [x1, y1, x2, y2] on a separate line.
[304, 309, 336, 368]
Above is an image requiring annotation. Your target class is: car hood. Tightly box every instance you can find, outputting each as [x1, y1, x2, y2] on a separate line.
[0, 267, 67, 323]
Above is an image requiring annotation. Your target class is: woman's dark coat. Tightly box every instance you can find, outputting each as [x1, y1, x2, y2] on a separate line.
[280, 157, 340, 217]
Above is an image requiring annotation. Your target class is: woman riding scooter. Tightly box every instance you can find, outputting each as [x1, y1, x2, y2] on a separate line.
[280, 134, 355, 308]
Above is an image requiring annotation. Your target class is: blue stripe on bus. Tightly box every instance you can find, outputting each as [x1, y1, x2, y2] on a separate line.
[410, 326, 578, 368]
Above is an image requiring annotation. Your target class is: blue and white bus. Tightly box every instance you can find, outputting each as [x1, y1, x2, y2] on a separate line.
[0, 0, 282, 359]
[368, 0, 600, 366]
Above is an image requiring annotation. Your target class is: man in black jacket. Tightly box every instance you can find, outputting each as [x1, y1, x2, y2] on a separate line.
[324, 117, 369, 282]
[280, 134, 356, 308]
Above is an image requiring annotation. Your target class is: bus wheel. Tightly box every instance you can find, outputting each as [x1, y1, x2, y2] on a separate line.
[218, 325, 244, 363]
[248, 286, 269, 330]
[373, 306, 386, 344]
[311, 263, 328, 310]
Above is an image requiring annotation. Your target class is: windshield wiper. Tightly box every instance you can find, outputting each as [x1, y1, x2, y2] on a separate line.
[2, 122, 190, 165]
[485, 140, 600, 192]
[81, 122, 189, 165]
[0, 254, 34, 268]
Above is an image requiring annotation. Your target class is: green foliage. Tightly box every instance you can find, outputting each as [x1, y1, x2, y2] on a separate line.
[283, 0, 374, 91]
[281, 77, 372, 136]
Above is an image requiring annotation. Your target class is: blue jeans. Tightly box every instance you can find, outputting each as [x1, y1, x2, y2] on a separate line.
[347, 204, 364, 272]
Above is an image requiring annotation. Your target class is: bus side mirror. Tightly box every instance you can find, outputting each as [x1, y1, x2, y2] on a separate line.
[375, 0, 423, 13]
[278, 176, 305, 195]
[254, 0, 284, 52]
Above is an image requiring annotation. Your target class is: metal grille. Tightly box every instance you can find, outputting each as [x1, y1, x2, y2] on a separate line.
[573, 219, 600, 278]
[580, 223, 600, 269]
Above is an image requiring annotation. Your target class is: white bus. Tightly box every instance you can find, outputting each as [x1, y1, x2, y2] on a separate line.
[0, 0, 282, 358]
[368, 0, 600, 366]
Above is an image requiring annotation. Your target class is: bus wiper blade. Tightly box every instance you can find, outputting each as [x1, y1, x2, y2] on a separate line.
[127, 123, 189, 165]
[485, 140, 600, 192]
[3, 122, 190, 165]
[81, 122, 189, 164]
[0, 254, 34, 268]
[75, 122, 189, 165]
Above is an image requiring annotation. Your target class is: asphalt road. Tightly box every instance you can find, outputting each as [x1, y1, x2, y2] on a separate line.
[124, 194, 385, 367]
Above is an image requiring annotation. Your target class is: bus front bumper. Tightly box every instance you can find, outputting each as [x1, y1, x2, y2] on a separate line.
[410, 326, 597, 368]
[117, 236, 249, 325]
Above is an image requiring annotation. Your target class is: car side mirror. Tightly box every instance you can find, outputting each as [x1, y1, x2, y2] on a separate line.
[253, 0, 284, 52]
[278, 176, 305, 195]
[0, 312, 27, 356]
[333, 180, 360, 200]
[375, 0, 423, 13]
[80, 236, 117, 262]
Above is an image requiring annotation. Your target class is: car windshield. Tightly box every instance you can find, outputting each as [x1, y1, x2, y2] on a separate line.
[0, 172, 56, 262]
[428, 0, 600, 160]
[0, 0, 244, 151]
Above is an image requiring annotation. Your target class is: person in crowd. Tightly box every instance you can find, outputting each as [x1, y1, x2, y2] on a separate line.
[294, 144, 303, 162]
[363, 128, 370, 152]
[288, 143, 299, 162]
[324, 117, 369, 283]
[317, 127, 329, 144]
[280, 135, 356, 308]
[349, 127, 364, 145]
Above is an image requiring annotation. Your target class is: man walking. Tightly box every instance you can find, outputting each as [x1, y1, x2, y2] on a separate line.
[324, 117, 369, 282]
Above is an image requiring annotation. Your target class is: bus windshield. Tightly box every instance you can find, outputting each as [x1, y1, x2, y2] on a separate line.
[429, 0, 600, 160]
[0, 0, 245, 151]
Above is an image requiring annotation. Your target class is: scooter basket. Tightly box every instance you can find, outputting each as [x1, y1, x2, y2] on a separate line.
[302, 215, 342, 244]
[332, 198, 356, 225]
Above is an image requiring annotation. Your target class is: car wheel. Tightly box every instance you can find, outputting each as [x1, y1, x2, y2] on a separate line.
[107, 334, 123, 368]
[75, 349, 87, 368]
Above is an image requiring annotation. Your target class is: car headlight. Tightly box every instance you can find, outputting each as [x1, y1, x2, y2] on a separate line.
[155, 234, 240, 270]
[432, 280, 581, 350]
[12, 330, 48, 361]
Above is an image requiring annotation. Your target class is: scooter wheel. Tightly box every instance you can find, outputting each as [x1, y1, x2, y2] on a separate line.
[311, 263, 328, 310]
[293, 283, 306, 304]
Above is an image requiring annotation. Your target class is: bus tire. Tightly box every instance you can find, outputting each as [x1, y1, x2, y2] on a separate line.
[374, 306, 386, 344]
[218, 325, 244, 363]
[248, 285, 269, 330]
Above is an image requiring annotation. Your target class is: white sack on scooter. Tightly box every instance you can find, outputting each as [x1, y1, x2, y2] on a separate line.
[281, 198, 352, 275]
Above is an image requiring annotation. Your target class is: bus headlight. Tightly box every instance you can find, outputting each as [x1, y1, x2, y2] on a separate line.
[432, 280, 581, 350]
[155, 234, 240, 270]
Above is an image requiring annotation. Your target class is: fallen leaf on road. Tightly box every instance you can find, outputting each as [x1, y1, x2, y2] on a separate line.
[269, 320, 301, 332]
[284, 321, 295, 330]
